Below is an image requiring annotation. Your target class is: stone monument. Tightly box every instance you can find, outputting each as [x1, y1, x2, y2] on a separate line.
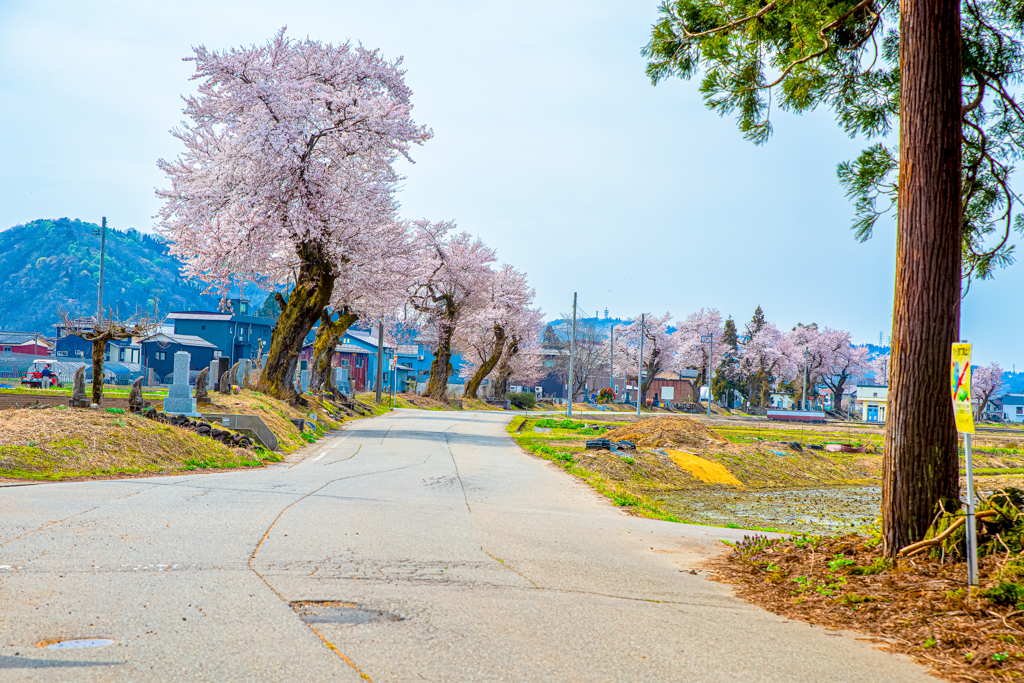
[238, 359, 252, 389]
[163, 351, 198, 416]
[195, 367, 210, 405]
[219, 372, 231, 394]
[228, 362, 240, 389]
[128, 376, 146, 413]
[300, 369, 309, 394]
[69, 366, 90, 408]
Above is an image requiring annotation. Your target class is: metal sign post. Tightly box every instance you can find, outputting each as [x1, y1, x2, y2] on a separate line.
[701, 334, 713, 417]
[951, 342, 978, 586]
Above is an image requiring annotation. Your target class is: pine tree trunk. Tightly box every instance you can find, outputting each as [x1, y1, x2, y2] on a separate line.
[464, 326, 506, 399]
[91, 336, 108, 405]
[882, 0, 962, 558]
[259, 243, 336, 403]
[309, 307, 358, 397]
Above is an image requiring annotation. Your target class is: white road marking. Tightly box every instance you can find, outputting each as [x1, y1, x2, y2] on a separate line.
[310, 451, 328, 462]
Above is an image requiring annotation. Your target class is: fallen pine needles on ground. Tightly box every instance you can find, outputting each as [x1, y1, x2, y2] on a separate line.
[713, 529, 1024, 682]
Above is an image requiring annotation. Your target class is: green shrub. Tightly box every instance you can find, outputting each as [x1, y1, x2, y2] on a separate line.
[983, 581, 1024, 609]
[505, 391, 537, 410]
[106, 408, 125, 414]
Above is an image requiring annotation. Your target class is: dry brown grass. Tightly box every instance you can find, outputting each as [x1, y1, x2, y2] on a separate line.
[0, 407, 254, 479]
[200, 390, 342, 453]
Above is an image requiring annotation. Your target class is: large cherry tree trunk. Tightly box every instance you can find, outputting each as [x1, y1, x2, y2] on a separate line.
[425, 299, 458, 401]
[463, 325, 506, 399]
[882, 0, 962, 558]
[260, 242, 336, 403]
[310, 307, 358, 397]
[494, 336, 519, 398]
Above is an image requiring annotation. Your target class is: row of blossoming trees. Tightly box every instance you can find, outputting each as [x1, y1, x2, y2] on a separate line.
[155, 30, 543, 403]
[613, 307, 1004, 416]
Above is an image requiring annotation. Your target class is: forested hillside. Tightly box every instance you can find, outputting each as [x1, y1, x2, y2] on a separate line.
[0, 218, 260, 335]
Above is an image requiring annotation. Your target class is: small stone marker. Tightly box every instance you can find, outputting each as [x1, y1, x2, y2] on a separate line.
[219, 371, 231, 394]
[195, 367, 210, 405]
[128, 376, 146, 413]
[300, 369, 309, 394]
[69, 366, 89, 408]
[238, 359, 251, 387]
[163, 351, 198, 416]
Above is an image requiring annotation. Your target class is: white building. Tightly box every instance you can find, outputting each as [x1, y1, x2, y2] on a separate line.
[1003, 394, 1024, 423]
[855, 385, 888, 423]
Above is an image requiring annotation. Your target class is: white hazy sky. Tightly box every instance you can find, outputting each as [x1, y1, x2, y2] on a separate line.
[0, 0, 1020, 367]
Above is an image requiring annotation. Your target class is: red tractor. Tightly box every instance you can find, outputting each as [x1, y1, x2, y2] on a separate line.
[21, 362, 63, 389]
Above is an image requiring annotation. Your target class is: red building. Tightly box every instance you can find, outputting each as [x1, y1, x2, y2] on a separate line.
[0, 332, 52, 356]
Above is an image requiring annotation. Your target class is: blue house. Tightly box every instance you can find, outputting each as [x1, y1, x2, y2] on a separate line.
[139, 332, 220, 382]
[165, 298, 274, 368]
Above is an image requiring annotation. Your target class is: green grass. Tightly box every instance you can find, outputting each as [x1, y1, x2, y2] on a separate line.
[966, 468, 1024, 476]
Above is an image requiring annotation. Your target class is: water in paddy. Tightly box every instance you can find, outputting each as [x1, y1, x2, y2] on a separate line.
[654, 486, 881, 535]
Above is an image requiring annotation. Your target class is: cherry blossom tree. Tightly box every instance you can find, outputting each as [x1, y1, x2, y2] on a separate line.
[674, 308, 725, 395]
[616, 312, 678, 399]
[739, 322, 796, 407]
[156, 29, 431, 402]
[494, 307, 546, 397]
[457, 265, 536, 399]
[408, 223, 497, 400]
[309, 220, 420, 397]
[972, 362, 1005, 421]
[817, 332, 871, 415]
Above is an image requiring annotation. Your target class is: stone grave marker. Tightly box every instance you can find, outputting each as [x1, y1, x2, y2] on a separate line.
[163, 351, 198, 416]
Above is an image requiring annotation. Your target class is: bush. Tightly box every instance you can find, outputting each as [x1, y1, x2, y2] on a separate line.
[505, 391, 537, 410]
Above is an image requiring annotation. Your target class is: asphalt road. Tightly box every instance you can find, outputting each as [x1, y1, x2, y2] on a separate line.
[0, 409, 933, 682]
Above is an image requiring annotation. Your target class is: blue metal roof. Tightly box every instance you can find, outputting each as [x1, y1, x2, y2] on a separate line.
[1002, 394, 1024, 406]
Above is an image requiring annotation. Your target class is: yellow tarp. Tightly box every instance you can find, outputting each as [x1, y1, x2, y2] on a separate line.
[665, 449, 745, 488]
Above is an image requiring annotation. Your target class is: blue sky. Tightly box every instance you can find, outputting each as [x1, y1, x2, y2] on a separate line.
[0, 0, 1019, 368]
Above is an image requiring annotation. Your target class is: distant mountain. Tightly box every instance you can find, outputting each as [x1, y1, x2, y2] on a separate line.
[0, 218, 267, 335]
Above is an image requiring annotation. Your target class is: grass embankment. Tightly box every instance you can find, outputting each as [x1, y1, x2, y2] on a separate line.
[358, 391, 507, 412]
[0, 390, 350, 480]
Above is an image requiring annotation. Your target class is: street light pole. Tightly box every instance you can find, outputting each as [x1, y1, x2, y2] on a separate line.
[567, 293, 577, 418]
[636, 314, 644, 417]
[609, 324, 614, 400]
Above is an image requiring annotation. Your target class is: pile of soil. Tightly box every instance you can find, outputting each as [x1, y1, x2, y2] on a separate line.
[713, 535, 1024, 681]
[398, 393, 448, 410]
[605, 416, 728, 450]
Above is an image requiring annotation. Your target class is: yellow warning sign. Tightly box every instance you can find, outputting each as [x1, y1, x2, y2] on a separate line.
[951, 343, 975, 434]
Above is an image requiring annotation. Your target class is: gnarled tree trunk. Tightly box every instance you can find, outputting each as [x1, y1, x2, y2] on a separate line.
[463, 325, 506, 399]
[882, 0, 962, 558]
[260, 243, 336, 403]
[90, 335, 110, 405]
[494, 335, 519, 398]
[425, 297, 459, 401]
[310, 307, 358, 397]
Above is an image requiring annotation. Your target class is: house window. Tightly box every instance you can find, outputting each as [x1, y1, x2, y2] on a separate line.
[75, 350, 84, 357]
[56, 350, 68, 357]
[2, 347, 9, 354]
[201, 325, 205, 330]
[339, 359, 350, 366]
[1018, 407, 1023, 416]
[131, 349, 139, 363]
[240, 302, 248, 314]
[356, 357, 364, 368]
[119, 348, 126, 362]
[155, 351, 166, 361]
[873, 392, 878, 397]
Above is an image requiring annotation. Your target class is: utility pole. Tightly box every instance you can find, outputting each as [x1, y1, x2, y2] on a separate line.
[636, 314, 644, 417]
[803, 347, 809, 410]
[701, 334, 714, 418]
[96, 217, 107, 322]
[375, 321, 384, 404]
[609, 324, 614, 400]
[567, 293, 577, 418]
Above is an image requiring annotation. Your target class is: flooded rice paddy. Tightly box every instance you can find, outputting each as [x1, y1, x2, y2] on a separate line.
[654, 486, 882, 535]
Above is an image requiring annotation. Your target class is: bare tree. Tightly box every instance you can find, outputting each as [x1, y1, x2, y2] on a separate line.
[58, 308, 162, 405]
[548, 319, 608, 402]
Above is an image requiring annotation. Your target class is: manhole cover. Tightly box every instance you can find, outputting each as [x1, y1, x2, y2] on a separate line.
[291, 601, 403, 625]
[42, 639, 116, 649]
